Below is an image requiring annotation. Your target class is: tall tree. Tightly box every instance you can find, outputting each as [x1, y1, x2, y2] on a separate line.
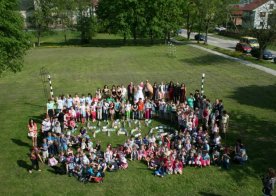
[0, 0, 30, 74]
[55, 0, 77, 43]
[159, 0, 183, 41]
[193, 0, 237, 44]
[77, 0, 97, 43]
[29, 0, 55, 46]
[182, 0, 198, 40]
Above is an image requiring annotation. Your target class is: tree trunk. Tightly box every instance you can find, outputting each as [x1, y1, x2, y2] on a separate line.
[37, 30, 41, 47]
[123, 33, 126, 44]
[204, 21, 209, 45]
[150, 30, 153, 45]
[259, 47, 263, 60]
[186, 10, 190, 40]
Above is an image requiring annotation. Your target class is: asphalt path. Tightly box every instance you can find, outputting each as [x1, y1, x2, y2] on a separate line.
[179, 29, 276, 56]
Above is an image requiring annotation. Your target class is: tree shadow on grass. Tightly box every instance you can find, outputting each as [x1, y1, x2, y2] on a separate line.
[40, 38, 166, 48]
[11, 138, 32, 148]
[228, 84, 276, 112]
[222, 110, 276, 186]
[180, 54, 232, 66]
[28, 113, 47, 124]
[198, 192, 222, 196]
[17, 160, 31, 171]
[24, 102, 44, 109]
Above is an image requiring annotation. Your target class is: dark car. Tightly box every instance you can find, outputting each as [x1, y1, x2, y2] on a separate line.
[251, 48, 273, 60]
[274, 57, 276, 63]
[235, 43, 252, 53]
[194, 34, 205, 41]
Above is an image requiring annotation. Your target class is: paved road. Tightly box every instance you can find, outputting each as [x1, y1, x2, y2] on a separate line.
[179, 29, 276, 56]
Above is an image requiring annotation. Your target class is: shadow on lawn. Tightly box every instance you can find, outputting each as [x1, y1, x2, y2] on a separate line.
[180, 53, 231, 66]
[28, 113, 47, 124]
[24, 102, 45, 109]
[39, 38, 167, 48]
[223, 110, 276, 186]
[11, 138, 32, 148]
[17, 160, 31, 171]
[229, 84, 276, 112]
[198, 192, 222, 196]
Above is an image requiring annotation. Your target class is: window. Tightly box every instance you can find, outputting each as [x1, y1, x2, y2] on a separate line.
[260, 12, 266, 17]
[260, 21, 264, 26]
[269, 4, 274, 9]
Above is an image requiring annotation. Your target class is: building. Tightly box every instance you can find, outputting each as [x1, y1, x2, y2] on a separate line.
[20, 0, 34, 28]
[232, 0, 276, 29]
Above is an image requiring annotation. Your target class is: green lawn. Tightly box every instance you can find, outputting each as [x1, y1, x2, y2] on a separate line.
[0, 41, 276, 195]
[198, 44, 276, 71]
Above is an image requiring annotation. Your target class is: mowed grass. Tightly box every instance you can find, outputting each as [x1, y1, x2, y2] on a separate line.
[0, 42, 276, 195]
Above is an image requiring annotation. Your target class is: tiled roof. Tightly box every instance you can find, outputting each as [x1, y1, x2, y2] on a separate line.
[241, 0, 269, 11]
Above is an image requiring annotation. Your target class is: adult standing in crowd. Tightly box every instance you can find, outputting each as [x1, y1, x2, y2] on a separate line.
[127, 82, 134, 103]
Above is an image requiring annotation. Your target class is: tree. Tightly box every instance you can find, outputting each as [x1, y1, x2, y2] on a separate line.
[77, 0, 97, 43]
[182, 0, 198, 40]
[0, 0, 30, 74]
[158, 0, 183, 41]
[29, 0, 55, 46]
[194, 0, 237, 44]
[55, 0, 77, 43]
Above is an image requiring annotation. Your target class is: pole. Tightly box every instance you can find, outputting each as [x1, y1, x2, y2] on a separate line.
[39, 67, 49, 103]
[201, 73, 205, 97]
[48, 75, 54, 99]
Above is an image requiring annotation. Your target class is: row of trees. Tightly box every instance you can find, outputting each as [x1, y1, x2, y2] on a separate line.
[30, 0, 98, 45]
[96, 0, 238, 43]
[29, 0, 239, 45]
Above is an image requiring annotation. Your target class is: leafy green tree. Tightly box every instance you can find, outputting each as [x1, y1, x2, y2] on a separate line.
[29, 0, 55, 46]
[0, 0, 30, 74]
[194, 0, 237, 44]
[55, 0, 77, 42]
[181, 0, 198, 40]
[77, 0, 97, 43]
[158, 0, 183, 41]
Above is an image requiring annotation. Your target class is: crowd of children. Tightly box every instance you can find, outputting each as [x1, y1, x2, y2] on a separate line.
[27, 81, 249, 182]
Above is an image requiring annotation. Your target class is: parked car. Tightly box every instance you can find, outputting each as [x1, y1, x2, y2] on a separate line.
[235, 43, 252, 53]
[251, 48, 273, 60]
[215, 26, 227, 32]
[194, 34, 205, 41]
[239, 37, 259, 48]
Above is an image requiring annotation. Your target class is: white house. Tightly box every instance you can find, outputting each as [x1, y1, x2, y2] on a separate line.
[253, 0, 276, 28]
[232, 0, 276, 29]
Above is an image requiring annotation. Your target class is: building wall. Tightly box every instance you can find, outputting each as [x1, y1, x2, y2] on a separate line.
[253, 0, 276, 29]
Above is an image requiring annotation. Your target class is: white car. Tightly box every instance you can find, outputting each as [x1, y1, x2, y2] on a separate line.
[215, 26, 227, 32]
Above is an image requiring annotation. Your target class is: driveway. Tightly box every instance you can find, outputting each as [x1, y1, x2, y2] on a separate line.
[179, 29, 276, 56]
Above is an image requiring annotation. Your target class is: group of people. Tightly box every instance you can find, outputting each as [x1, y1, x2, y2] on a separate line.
[26, 80, 275, 193]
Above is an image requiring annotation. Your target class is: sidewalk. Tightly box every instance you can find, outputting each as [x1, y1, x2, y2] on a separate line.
[170, 38, 276, 77]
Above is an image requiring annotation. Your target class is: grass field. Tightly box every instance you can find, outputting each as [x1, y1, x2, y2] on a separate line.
[0, 36, 276, 195]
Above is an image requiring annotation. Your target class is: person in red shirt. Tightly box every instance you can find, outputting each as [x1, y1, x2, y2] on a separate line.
[173, 159, 183, 175]
[137, 98, 144, 120]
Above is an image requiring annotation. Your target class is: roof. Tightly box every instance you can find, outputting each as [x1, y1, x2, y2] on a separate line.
[231, 0, 270, 16]
[241, 0, 269, 11]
